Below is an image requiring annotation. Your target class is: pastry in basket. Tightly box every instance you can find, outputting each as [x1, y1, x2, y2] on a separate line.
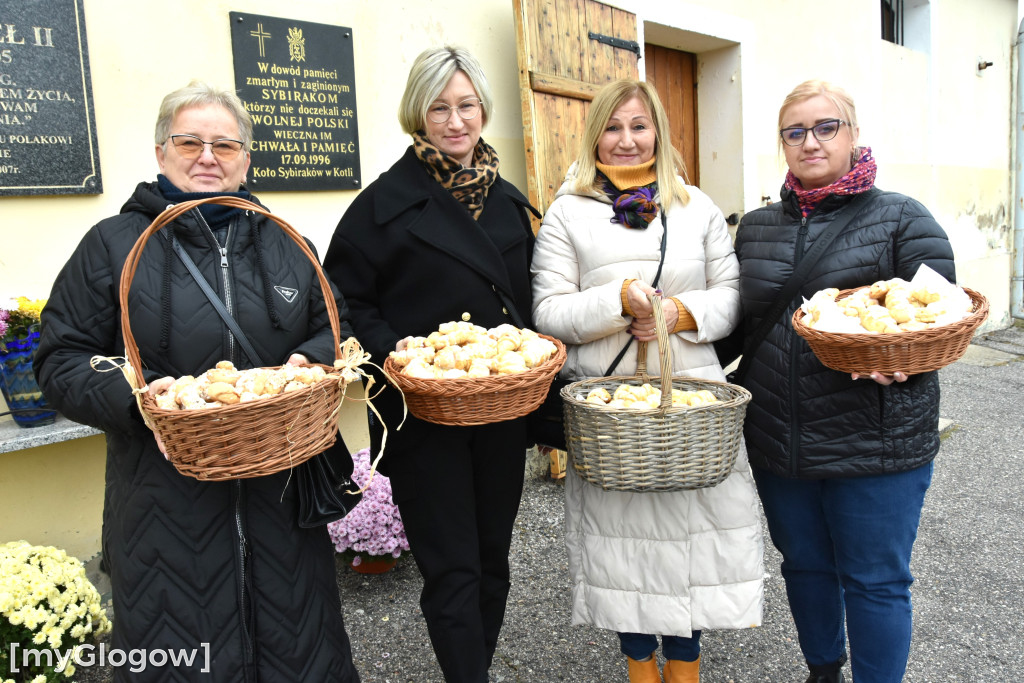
[153, 362, 337, 411]
[390, 321, 557, 379]
[584, 382, 720, 410]
[803, 273, 974, 335]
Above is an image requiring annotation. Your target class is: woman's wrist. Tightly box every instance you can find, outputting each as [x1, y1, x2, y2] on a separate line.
[670, 298, 697, 333]
[621, 279, 637, 316]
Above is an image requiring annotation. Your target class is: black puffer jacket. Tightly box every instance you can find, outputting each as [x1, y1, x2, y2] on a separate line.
[35, 181, 359, 682]
[733, 186, 955, 479]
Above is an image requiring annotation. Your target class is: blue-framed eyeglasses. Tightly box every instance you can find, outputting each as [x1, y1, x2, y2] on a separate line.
[779, 119, 848, 146]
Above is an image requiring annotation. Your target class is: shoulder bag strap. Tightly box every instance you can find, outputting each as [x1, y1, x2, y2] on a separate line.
[168, 233, 266, 368]
[604, 208, 668, 376]
[731, 188, 876, 383]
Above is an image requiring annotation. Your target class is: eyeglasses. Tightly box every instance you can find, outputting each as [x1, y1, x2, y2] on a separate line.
[779, 119, 848, 147]
[427, 98, 482, 124]
[168, 134, 245, 160]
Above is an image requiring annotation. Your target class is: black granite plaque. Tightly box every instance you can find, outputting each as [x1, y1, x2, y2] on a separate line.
[0, 0, 101, 196]
[230, 12, 360, 192]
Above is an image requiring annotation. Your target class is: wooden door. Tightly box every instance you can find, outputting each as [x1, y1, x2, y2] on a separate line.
[513, 0, 640, 226]
[645, 44, 698, 186]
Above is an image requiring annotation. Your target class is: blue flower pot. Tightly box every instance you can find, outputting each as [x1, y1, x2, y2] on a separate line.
[0, 328, 57, 428]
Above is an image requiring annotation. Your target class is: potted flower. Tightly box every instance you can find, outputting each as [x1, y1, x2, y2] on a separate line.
[0, 297, 56, 428]
[0, 540, 112, 682]
[327, 448, 410, 574]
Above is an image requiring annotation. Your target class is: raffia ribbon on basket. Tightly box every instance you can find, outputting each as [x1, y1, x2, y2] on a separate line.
[333, 336, 395, 492]
[90, 336, 394, 491]
[90, 354, 156, 430]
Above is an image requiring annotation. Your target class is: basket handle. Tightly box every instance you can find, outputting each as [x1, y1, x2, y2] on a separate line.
[118, 197, 342, 388]
[633, 292, 673, 409]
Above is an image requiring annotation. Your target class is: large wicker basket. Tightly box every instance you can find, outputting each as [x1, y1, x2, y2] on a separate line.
[562, 294, 751, 492]
[119, 197, 350, 481]
[792, 286, 988, 375]
[382, 334, 566, 426]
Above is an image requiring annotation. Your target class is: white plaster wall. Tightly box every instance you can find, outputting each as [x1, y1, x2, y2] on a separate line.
[1, 0, 530, 300]
[617, 0, 1016, 327]
[2, 0, 1016, 318]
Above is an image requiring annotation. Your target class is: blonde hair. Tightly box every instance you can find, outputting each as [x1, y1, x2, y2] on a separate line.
[573, 79, 689, 208]
[154, 80, 253, 148]
[777, 79, 858, 154]
[398, 46, 494, 134]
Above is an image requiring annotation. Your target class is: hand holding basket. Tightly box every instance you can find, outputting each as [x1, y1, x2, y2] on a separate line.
[562, 293, 751, 492]
[118, 197, 352, 481]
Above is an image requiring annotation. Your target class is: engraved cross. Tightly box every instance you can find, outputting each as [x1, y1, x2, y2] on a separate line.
[249, 23, 271, 57]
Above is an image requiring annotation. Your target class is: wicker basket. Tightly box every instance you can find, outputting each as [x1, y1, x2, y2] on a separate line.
[792, 286, 988, 375]
[382, 334, 566, 426]
[562, 294, 751, 492]
[119, 197, 350, 481]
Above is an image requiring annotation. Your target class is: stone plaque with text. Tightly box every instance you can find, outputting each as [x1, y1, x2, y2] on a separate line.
[230, 12, 360, 192]
[0, 0, 102, 196]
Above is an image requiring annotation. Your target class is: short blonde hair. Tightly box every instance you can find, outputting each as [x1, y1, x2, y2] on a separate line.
[398, 46, 494, 134]
[572, 79, 689, 209]
[777, 80, 858, 154]
[154, 80, 253, 148]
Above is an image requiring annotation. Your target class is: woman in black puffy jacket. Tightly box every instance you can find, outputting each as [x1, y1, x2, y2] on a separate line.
[35, 80, 360, 682]
[733, 80, 955, 683]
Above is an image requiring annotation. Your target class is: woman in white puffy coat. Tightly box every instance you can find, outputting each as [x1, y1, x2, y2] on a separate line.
[531, 79, 763, 683]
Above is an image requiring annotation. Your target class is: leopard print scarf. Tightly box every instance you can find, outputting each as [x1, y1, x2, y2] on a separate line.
[412, 131, 499, 220]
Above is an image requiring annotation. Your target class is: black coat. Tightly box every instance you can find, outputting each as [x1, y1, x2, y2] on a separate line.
[323, 146, 538, 461]
[733, 186, 956, 479]
[35, 181, 359, 682]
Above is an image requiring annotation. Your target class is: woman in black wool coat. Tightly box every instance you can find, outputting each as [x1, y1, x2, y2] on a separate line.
[323, 46, 539, 683]
[36, 80, 360, 682]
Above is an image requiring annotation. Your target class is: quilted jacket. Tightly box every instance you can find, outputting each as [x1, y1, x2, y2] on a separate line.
[733, 185, 956, 479]
[35, 181, 360, 682]
[530, 170, 763, 636]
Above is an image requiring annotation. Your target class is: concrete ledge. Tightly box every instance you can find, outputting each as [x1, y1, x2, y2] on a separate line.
[0, 413, 101, 455]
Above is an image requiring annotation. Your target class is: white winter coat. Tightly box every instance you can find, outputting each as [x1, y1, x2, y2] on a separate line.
[531, 171, 764, 636]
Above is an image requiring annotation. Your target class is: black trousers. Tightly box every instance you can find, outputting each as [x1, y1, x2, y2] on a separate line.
[386, 417, 527, 682]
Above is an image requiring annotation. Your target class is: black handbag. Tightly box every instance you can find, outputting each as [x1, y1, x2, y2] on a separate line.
[169, 232, 360, 527]
[527, 210, 669, 451]
[295, 433, 361, 528]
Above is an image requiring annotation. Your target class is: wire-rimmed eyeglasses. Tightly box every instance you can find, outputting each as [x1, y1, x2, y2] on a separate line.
[427, 98, 482, 124]
[779, 119, 848, 147]
[168, 134, 246, 160]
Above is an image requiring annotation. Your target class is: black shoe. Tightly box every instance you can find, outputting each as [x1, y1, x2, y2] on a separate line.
[804, 653, 847, 683]
[804, 674, 843, 683]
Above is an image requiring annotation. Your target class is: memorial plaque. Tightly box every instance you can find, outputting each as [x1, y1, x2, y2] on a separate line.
[230, 12, 360, 192]
[0, 0, 101, 196]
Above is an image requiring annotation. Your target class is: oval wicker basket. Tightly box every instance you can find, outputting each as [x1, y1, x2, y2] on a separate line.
[562, 294, 751, 492]
[382, 334, 566, 426]
[791, 286, 988, 375]
[119, 197, 348, 481]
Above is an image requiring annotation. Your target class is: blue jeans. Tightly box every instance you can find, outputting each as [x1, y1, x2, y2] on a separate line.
[753, 463, 933, 683]
[619, 631, 701, 662]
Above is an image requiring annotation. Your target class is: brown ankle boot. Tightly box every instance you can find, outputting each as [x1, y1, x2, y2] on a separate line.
[663, 656, 700, 683]
[627, 656, 662, 683]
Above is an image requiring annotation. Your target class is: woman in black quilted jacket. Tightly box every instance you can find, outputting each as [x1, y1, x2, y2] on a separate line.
[732, 80, 956, 683]
[35, 80, 360, 682]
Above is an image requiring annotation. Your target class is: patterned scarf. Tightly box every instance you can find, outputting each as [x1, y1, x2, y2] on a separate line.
[785, 146, 878, 217]
[594, 158, 660, 229]
[412, 131, 500, 220]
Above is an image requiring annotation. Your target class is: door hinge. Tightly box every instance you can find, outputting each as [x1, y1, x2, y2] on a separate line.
[588, 31, 640, 56]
